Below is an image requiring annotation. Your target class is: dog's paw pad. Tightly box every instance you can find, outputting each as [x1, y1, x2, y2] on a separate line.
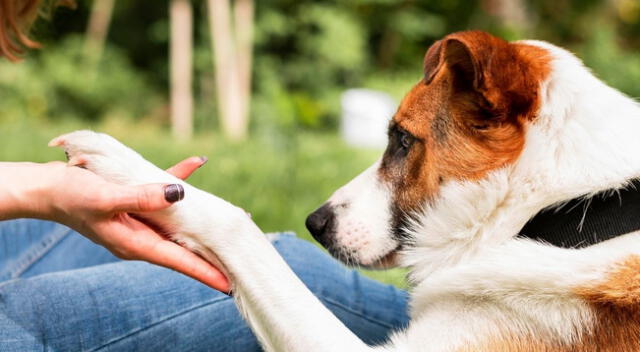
[47, 136, 65, 147]
[67, 156, 87, 167]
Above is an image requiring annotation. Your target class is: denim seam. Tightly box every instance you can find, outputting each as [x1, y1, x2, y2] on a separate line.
[2, 225, 71, 280]
[320, 295, 397, 329]
[89, 296, 232, 351]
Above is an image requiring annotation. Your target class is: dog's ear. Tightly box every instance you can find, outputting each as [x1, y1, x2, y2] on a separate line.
[424, 31, 507, 95]
[423, 31, 538, 120]
[423, 39, 445, 85]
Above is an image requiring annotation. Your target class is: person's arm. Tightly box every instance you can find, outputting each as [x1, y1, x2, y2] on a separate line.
[0, 160, 230, 292]
[0, 162, 50, 220]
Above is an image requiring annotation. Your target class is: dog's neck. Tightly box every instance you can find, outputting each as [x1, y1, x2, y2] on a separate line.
[402, 41, 640, 283]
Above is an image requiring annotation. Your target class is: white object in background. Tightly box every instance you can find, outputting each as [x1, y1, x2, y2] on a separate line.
[341, 89, 396, 149]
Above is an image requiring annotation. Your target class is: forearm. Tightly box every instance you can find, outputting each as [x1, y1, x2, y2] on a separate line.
[0, 162, 56, 221]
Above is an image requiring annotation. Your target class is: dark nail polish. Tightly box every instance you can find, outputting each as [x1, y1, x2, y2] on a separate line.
[199, 156, 208, 166]
[164, 184, 185, 203]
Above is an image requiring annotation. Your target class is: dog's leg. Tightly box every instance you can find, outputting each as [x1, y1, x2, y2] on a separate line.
[51, 131, 377, 352]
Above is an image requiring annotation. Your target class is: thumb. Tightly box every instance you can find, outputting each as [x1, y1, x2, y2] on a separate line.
[106, 183, 185, 213]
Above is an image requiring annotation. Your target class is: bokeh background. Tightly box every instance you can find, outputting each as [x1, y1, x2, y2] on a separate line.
[2, 0, 639, 287]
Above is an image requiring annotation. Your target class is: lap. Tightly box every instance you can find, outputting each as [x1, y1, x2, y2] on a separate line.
[0, 220, 409, 351]
[0, 219, 119, 281]
[0, 260, 251, 351]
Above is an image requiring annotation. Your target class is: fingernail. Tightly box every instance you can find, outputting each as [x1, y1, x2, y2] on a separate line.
[199, 156, 208, 167]
[164, 184, 185, 203]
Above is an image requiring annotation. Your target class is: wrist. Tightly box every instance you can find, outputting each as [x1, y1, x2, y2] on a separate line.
[0, 162, 62, 221]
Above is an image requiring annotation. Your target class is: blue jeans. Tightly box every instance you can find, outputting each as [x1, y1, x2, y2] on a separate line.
[0, 219, 409, 351]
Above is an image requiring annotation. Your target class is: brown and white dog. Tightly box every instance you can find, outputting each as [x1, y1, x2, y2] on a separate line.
[52, 31, 640, 351]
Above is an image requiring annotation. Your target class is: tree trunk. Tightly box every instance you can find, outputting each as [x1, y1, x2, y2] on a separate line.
[207, 0, 252, 141]
[482, 0, 530, 31]
[233, 0, 253, 137]
[170, 0, 194, 140]
[84, 0, 115, 62]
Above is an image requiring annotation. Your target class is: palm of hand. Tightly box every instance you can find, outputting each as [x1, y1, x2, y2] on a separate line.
[48, 157, 230, 292]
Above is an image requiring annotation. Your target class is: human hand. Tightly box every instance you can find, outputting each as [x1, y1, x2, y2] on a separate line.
[1, 157, 230, 292]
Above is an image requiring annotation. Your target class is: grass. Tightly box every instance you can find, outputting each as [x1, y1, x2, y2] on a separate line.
[0, 119, 408, 288]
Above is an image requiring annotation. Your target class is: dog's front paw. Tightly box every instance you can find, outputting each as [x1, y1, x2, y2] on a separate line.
[49, 130, 174, 185]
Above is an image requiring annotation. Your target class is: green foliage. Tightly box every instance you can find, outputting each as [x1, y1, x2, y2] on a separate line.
[300, 4, 367, 71]
[580, 27, 640, 99]
[252, 3, 368, 129]
[0, 36, 160, 124]
[390, 9, 446, 40]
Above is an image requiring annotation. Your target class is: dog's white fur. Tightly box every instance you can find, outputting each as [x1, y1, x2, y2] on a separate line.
[52, 39, 640, 351]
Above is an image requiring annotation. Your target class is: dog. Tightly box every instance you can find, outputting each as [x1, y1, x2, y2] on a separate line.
[51, 30, 640, 351]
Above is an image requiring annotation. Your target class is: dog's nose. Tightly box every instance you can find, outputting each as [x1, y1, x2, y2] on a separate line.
[305, 203, 335, 246]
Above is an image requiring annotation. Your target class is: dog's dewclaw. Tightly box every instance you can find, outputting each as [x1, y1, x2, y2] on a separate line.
[48, 135, 66, 147]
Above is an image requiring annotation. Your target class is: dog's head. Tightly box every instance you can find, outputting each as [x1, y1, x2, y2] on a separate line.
[306, 31, 550, 268]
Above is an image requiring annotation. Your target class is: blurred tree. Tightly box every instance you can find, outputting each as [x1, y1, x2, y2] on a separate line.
[84, 0, 114, 64]
[207, 0, 253, 141]
[482, 0, 531, 34]
[234, 0, 253, 139]
[170, 0, 194, 140]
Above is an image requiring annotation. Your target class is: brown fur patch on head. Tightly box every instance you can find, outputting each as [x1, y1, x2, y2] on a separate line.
[378, 31, 550, 239]
[459, 256, 640, 352]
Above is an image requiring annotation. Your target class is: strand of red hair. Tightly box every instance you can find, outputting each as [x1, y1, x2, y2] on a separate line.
[0, 0, 42, 61]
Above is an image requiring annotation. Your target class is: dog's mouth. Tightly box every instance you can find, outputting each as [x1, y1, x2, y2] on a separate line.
[326, 242, 401, 269]
[365, 245, 401, 269]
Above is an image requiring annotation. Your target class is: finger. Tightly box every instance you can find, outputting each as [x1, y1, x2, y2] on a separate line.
[146, 240, 231, 292]
[95, 219, 231, 292]
[105, 216, 231, 294]
[166, 156, 207, 180]
[106, 183, 185, 213]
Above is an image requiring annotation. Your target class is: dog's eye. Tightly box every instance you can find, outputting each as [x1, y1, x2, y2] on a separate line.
[472, 124, 490, 131]
[399, 130, 413, 150]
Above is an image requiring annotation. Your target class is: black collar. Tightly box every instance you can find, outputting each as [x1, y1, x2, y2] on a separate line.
[517, 180, 640, 248]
